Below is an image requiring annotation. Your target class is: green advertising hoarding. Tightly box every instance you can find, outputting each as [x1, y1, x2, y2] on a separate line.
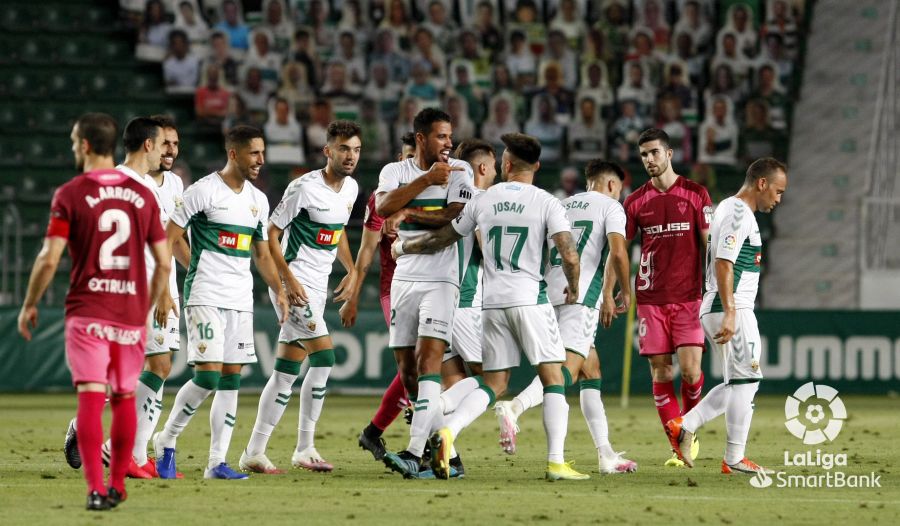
[1, 307, 898, 395]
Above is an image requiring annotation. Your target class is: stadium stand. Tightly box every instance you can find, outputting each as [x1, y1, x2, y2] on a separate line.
[0, 0, 815, 308]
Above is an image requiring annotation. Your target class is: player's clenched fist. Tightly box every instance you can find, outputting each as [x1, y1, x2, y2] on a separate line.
[425, 162, 464, 186]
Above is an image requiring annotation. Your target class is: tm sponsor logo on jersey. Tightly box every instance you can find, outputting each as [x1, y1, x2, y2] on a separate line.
[218, 231, 252, 251]
[643, 222, 690, 235]
[85, 323, 142, 345]
[316, 228, 343, 245]
[88, 278, 137, 295]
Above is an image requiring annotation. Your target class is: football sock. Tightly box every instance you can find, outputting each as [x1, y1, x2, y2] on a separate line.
[371, 372, 409, 432]
[133, 371, 165, 465]
[296, 350, 334, 452]
[108, 394, 137, 493]
[682, 382, 729, 433]
[439, 376, 479, 415]
[681, 372, 704, 414]
[513, 376, 545, 416]
[446, 385, 495, 438]
[724, 382, 759, 465]
[578, 380, 615, 457]
[652, 381, 681, 428]
[158, 370, 218, 448]
[77, 391, 106, 495]
[208, 374, 240, 467]
[247, 358, 300, 457]
[407, 375, 442, 456]
[542, 386, 568, 464]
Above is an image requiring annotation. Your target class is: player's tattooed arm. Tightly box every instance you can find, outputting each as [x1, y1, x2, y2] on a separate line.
[387, 202, 465, 233]
[552, 231, 580, 304]
[375, 163, 465, 216]
[392, 223, 462, 258]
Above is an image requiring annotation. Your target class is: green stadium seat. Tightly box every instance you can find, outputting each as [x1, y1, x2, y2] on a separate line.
[98, 40, 133, 65]
[0, 37, 16, 65]
[34, 103, 80, 133]
[20, 36, 54, 65]
[47, 71, 85, 100]
[57, 37, 97, 66]
[0, 135, 27, 167]
[28, 137, 70, 168]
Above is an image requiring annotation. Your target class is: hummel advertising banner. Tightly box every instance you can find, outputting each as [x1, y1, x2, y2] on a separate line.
[1, 307, 899, 394]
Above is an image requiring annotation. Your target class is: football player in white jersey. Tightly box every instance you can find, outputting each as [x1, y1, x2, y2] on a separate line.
[153, 126, 290, 480]
[394, 133, 589, 481]
[493, 160, 637, 474]
[665, 158, 787, 475]
[376, 108, 475, 479]
[240, 121, 361, 474]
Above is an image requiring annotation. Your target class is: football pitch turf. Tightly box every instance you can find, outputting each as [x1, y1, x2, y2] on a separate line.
[0, 393, 895, 525]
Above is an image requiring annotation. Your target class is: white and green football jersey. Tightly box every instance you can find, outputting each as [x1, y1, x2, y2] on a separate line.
[452, 182, 570, 309]
[154, 170, 185, 299]
[376, 157, 474, 284]
[116, 165, 182, 300]
[701, 196, 762, 315]
[545, 191, 626, 308]
[456, 187, 484, 308]
[269, 169, 359, 292]
[170, 172, 269, 313]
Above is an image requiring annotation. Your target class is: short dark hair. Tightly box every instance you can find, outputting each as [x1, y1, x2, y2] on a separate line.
[75, 113, 118, 157]
[638, 128, 671, 149]
[455, 138, 495, 165]
[585, 159, 625, 181]
[326, 120, 362, 143]
[413, 107, 451, 136]
[400, 132, 416, 149]
[225, 125, 264, 151]
[123, 117, 162, 153]
[149, 114, 177, 130]
[168, 29, 188, 44]
[500, 133, 541, 165]
[745, 157, 786, 185]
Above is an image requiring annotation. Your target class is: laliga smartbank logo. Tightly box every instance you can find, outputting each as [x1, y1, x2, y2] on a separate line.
[749, 382, 881, 489]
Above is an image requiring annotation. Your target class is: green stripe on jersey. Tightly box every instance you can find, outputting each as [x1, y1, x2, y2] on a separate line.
[710, 239, 761, 312]
[582, 244, 610, 309]
[183, 211, 260, 302]
[458, 241, 483, 308]
[537, 240, 549, 304]
[284, 208, 345, 259]
[407, 198, 448, 208]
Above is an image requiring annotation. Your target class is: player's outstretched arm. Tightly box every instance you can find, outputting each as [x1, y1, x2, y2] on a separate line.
[340, 226, 381, 327]
[713, 258, 736, 344]
[375, 163, 463, 217]
[601, 233, 631, 328]
[17, 237, 67, 341]
[397, 201, 466, 229]
[253, 239, 290, 324]
[333, 231, 357, 303]
[552, 231, 580, 304]
[267, 223, 308, 306]
[392, 223, 463, 258]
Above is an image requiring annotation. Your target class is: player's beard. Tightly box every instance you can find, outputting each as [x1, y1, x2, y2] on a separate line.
[331, 158, 355, 179]
[647, 159, 668, 178]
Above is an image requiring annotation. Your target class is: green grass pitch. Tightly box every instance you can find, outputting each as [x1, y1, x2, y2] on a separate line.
[0, 393, 896, 525]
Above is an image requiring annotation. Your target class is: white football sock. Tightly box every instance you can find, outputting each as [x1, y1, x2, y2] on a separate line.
[724, 382, 759, 465]
[158, 379, 213, 448]
[247, 370, 298, 456]
[513, 376, 544, 417]
[579, 387, 614, 457]
[208, 388, 239, 467]
[446, 388, 491, 438]
[296, 364, 332, 452]
[407, 376, 442, 457]
[133, 379, 164, 465]
[682, 382, 730, 433]
[543, 391, 569, 463]
[440, 377, 479, 414]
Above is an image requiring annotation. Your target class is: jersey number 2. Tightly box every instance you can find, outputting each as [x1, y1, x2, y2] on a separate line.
[98, 209, 131, 270]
